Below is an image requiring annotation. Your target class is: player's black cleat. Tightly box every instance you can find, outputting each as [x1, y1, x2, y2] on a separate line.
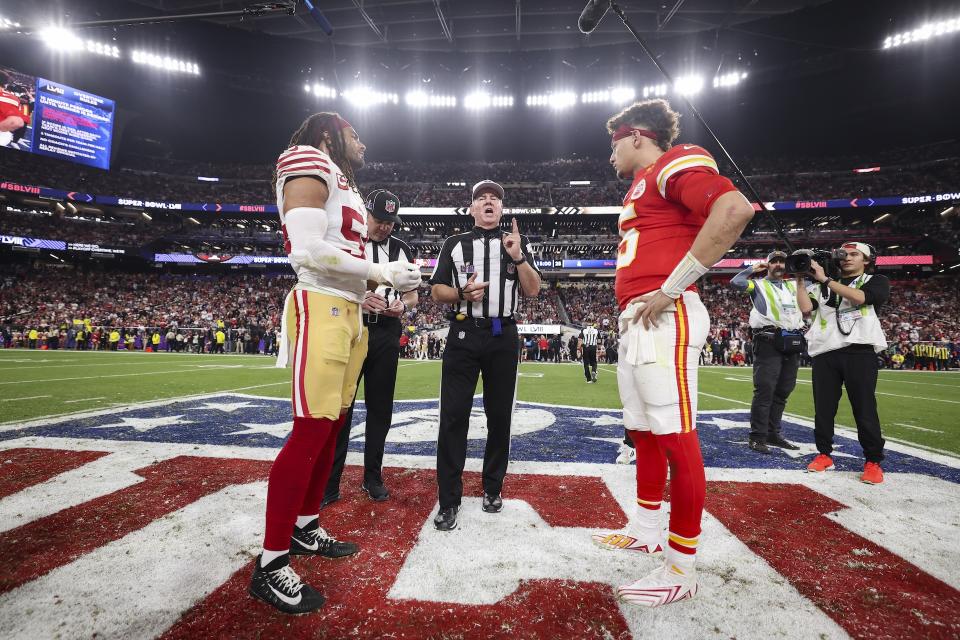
[291, 519, 359, 558]
[249, 554, 325, 615]
[482, 493, 503, 513]
[748, 440, 772, 454]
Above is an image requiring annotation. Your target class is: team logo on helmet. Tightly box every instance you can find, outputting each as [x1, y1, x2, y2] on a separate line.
[630, 179, 646, 200]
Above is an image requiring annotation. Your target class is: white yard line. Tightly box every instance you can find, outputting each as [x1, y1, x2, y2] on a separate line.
[63, 397, 107, 404]
[0, 365, 286, 386]
[895, 422, 944, 434]
[0, 395, 52, 402]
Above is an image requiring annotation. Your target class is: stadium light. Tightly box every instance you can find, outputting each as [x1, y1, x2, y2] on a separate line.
[673, 75, 704, 96]
[610, 86, 635, 103]
[132, 50, 200, 75]
[1, 16, 22, 30]
[464, 91, 513, 110]
[306, 82, 337, 99]
[38, 28, 120, 58]
[642, 84, 668, 98]
[712, 71, 747, 89]
[405, 90, 456, 108]
[526, 91, 577, 110]
[343, 86, 399, 107]
[883, 17, 960, 49]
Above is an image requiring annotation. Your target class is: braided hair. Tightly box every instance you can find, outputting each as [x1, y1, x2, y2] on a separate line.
[274, 111, 360, 194]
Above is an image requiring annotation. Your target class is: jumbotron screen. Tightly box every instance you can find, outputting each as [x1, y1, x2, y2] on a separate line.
[0, 64, 115, 170]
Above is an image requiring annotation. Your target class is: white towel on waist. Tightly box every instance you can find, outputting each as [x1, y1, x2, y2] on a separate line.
[619, 300, 659, 366]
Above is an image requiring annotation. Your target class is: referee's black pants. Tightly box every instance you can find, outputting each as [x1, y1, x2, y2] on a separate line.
[583, 345, 597, 380]
[437, 320, 519, 509]
[325, 317, 401, 498]
[750, 338, 799, 443]
[812, 346, 885, 463]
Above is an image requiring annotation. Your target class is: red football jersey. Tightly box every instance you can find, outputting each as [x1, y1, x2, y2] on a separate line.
[0, 89, 25, 122]
[614, 144, 737, 309]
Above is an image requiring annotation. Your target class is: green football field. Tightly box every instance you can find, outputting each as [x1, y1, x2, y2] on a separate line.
[1, 349, 958, 456]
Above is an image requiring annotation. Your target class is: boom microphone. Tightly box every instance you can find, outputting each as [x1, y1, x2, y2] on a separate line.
[578, 0, 611, 34]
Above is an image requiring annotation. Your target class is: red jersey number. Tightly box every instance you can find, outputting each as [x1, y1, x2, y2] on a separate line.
[340, 206, 366, 258]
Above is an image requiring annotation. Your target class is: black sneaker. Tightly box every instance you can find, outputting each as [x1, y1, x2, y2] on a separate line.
[482, 493, 503, 513]
[591, 372, 598, 383]
[748, 440, 772, 454]
[433, 506, 458, 531]
[361, 480, 390, 502]
[291, 520, 359, 558]
[767, 435, 800, 450]
[249, 554, 325, 615]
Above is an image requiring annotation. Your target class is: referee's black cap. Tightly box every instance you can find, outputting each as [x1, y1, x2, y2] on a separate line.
[366, 189, 402, 223]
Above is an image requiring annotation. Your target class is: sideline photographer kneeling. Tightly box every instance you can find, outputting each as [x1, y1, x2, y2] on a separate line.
[794, 242, 889, 484]
[730, 251, 803, 454]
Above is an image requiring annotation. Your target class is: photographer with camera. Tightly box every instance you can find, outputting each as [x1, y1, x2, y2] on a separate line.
[730, 251, 802, 454]
[794, 242, 889, 484]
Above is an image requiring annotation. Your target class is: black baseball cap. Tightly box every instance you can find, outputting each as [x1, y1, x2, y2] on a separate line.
[767, 250, 787, 262]
[472, 180, 504, 200]
[365, 189, 401, 223]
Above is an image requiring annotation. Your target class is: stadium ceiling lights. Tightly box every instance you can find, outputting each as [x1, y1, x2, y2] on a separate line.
[642, 84, 668, 98]
[580, 87, 636, 104]
[712, 72, 747, 89]
[131, 51, 200, 75]
[343, 86, 399, 107]
[0, 16, 21, 30]
[464, 91, 513, 110]
[405, 90, 457, 108]
[304, 83, 337, 99]
[38, 27, 119, 58]
[883, 17, 960, 49]
[673, 75, 704, 96]
[526, 91, 577, 109]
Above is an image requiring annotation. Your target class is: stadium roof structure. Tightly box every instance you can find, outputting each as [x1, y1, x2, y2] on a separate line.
[120, 0, 832, 52]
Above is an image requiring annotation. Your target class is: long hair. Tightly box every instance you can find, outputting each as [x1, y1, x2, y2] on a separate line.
[273, 111, 359, 194]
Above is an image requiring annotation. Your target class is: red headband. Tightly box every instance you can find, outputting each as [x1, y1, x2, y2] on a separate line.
[336, 116, 353, 130]
[611, 125, 658, 143]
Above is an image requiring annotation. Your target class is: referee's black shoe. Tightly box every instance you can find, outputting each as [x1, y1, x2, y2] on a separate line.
[362, 480, 390, 502]
[767, 435, 800, 450]
[748, 440, 772, 454]
[482, 493, 503, 513]
[249, 554, 325, 615]
[434, 506, 458, 531]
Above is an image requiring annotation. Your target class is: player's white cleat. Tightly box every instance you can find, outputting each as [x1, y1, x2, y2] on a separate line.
[615, 444, 636, 465]
[591, 530, 663, 554]
[617, 562, 698, 607]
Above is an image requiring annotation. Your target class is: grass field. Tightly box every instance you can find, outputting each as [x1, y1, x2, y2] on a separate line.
[1, 349, 958, 455]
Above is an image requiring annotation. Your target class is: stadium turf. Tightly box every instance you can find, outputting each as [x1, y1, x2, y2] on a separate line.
[1, 349, 958, 456]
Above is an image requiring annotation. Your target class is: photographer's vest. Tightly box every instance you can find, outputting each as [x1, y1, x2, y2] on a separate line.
[747, 278, 804, 330]
[805, 274, 887, 358]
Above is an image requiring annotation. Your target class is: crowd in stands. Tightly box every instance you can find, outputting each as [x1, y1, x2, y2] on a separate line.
[3, 140, 958, 209]
[2, 262, 958, 368]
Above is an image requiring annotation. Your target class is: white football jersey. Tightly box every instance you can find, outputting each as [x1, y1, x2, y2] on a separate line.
[275, 145, 368, 303]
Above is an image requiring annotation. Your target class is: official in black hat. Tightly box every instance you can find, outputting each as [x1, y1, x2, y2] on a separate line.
[324, 189, 419, 504]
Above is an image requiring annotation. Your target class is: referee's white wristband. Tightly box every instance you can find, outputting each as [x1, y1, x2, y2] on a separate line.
[660, 251, 709, 299]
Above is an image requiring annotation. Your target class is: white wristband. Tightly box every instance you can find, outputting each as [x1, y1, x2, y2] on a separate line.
[661, 251, 709, 299]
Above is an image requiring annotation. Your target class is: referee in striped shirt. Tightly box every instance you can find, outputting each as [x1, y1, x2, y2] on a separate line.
[324, 189, 418, 505]
[428, 180, 541, 531]
[580, 323, 600, 383]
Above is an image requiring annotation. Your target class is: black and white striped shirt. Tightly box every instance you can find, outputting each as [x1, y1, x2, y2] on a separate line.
[581, 326, 599, 347]
[367, 235, 416, 304]
[428, 226, 540, 319]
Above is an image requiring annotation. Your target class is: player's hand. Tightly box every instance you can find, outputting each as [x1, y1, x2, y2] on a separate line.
[462, 273, 489, 303]
[809, 260, 827, 283]
[635, 290, 675, 330]
[751, 262, 769, 275]
[503, 217, 523, 261]
[379, 260, 422, 290]
[362, 291, 388, 313]
[381, 298, 405, 317]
